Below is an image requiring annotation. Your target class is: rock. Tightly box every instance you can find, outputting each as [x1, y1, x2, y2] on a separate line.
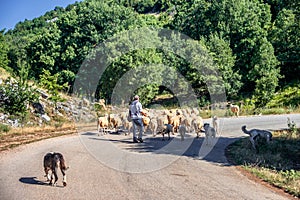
[32, 102, 45, 114]
[37, 89, 49, 99]
[41, 114, 51, 122]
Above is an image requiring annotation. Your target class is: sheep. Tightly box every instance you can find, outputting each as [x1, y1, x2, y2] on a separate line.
[156, 115, 169, 132]
[178, 125, 186, 141]
[180, 117, 192, 133]
[108, 113, 122, 131]
[148, 117, 158, 136]
[166, 110, 182, 133]
[97, 114, 109, 135]
[142, 116, 151, 132]
[122, 118, 132, 135]
[191, 115, 204, 138]
[229, 103, 240, 117]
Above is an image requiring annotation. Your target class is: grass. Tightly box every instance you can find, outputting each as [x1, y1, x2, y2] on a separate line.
[226, 129, 300, 198]
[0, 122, 77, 151]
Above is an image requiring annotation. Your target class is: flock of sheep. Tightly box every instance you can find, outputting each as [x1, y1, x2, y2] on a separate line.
[96, 104, 240, 143]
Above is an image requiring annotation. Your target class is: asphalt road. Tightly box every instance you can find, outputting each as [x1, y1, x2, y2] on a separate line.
[0, 114, 299, 200]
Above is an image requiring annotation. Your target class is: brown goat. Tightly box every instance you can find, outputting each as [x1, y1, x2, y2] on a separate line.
[229, 104, 240, 117]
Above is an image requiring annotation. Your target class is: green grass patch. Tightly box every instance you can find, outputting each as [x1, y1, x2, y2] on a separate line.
[226, 130, 300, 198]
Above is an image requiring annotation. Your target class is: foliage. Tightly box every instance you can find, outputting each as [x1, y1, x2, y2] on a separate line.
[202, 34, 241, 99]
[0, 78, 37, 116]
[2, 0, 299, 109]
[0, 123, 11, 133]
[39, 69, 68, 105]
[170, 0, 281, 107]
[0, 31, 9, 70]
[0, 60, 38, 117]
[267, 85, 300, 108]
[269, 5, 300, 84]
[287, 117, 298, 137]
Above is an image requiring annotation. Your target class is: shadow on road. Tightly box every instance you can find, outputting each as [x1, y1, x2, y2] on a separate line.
[19, 177, 47, 186]
[19, 177, 65, 188]
[83, 131, 241, 166]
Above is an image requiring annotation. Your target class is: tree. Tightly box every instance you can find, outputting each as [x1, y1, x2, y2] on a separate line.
[269, 8, 300, 84]
[0, 30, 9, 70]
[39, 69, 68, 106]
[202, 34, 241, 99]
[170, 0, 281, 106]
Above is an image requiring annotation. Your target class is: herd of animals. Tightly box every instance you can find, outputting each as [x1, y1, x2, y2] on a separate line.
[44, 103, 274, 187]
[97, 107, 220, 143]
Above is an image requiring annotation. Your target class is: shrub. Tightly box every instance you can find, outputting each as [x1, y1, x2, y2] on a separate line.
[0, 123, 10, 133]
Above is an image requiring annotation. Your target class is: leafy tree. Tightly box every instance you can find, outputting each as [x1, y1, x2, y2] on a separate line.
[39, 69, 68, 106]
[57, 70, 76, 93]
[0, 30, 9, 70]
[170, 0, 281, 107]
[269, 8, 300, 84]
[202, 34, 241, 99]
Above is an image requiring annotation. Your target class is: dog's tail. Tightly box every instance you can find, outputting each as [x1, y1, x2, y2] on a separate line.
[241, 125, 251, 135]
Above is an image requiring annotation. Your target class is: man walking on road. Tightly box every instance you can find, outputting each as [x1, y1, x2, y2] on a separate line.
[130, 95, 144, 143]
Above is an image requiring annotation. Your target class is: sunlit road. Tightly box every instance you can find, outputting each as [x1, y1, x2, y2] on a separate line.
[1, 114, 299, 200]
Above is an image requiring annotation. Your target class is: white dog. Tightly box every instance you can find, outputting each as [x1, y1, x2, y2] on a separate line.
[241, 125, 272, 152]
[212, 116, 219, 135]
[203, 123, 216, 145]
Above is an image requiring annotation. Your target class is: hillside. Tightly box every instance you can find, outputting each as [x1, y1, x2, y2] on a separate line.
[0, 0, 299, 114]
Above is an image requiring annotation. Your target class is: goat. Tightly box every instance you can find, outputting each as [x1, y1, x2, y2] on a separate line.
[241, 125, 272, 152]
[229, 104, 240, 117]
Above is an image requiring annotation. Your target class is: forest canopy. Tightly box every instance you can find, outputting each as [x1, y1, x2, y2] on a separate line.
[1, 0, 299, 108]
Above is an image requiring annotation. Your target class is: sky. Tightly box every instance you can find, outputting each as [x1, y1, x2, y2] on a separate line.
[0, 0, 83, 31]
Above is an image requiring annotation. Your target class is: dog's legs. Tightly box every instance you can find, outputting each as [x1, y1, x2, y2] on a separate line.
[51, 165, 59, 186]
[49, 172, 54, 185]
[61, 169, 67, 186]
[44, 167, 51, 181]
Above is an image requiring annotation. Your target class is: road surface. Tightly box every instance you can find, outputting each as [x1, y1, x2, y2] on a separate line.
[0, 114, 299, 200]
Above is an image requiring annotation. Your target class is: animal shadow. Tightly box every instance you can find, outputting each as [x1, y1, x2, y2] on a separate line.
[19, 177, 65, 187]
[19, 177, 47, 185]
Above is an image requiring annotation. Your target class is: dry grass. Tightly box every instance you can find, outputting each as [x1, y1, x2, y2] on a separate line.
[0, 67, 11, 80]
[0, 122, 77, 151]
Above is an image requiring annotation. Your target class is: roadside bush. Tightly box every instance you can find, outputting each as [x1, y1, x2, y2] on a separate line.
[0, 78, 38, 116]
[0, 123, 11, 133]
